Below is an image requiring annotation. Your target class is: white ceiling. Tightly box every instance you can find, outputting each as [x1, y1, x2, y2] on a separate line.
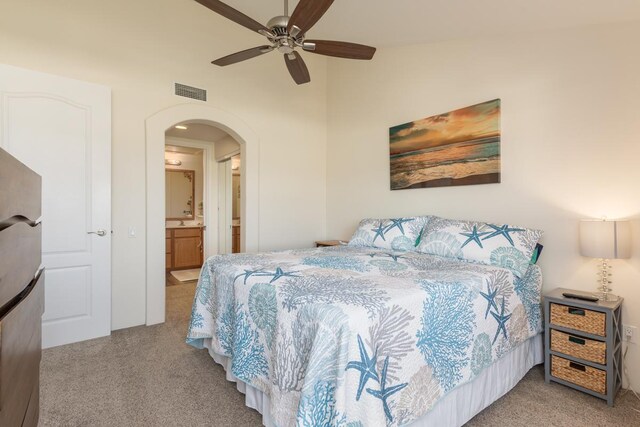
[218, 0, 640, 47]
[165, 123, 229, 142]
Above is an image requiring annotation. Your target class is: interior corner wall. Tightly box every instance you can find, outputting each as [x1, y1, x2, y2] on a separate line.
[215, 135, 241, 161]
[325, 22, 640, 389]
[0, 0, 328, 331]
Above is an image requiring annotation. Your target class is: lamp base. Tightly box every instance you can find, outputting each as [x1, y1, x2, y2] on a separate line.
[595, 292, 619, 302]
[594, 259, 618, 302]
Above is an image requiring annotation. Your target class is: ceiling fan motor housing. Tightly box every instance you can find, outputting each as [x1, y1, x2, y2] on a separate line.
[267, 15, 290, 36]
[266, 15, 301, 54]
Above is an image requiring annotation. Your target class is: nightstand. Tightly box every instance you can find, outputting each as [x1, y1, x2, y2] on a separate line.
[315, 240, 347, 247]
[544, 288, 623, 406]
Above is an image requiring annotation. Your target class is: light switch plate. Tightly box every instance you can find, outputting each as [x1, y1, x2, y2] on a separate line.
[624, 325, 637, 344]
[128, 227, 136, 238]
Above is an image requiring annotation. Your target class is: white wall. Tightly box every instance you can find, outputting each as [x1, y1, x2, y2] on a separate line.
[326, 22, 640, 389]
[0, 0, 328, 330]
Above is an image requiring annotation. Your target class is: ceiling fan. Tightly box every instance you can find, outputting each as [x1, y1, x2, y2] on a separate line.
[195, 0, 376, 85]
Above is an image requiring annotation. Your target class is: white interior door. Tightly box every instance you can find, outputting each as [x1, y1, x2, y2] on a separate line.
[217, 159, 233, 254]
[0, 64, 111, 348]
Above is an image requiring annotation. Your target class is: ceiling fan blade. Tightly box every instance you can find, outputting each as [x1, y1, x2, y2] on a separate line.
[194, 0, 269, 33]
[284, 52, 311, 85]
[212, 46, 274, 66]
[287, 0, 334, 35]
[303, 40, 376, 60]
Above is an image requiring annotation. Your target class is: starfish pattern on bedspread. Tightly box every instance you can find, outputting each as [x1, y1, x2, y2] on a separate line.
[491, 297, 512, 344]
[346, 334, 379, 401]
[254, 267, 300, 283]
[479, 283, 499, 319]
[367, 252, 403, 262]
[234, 269, 269, 285]
[366, 356, 408, 422]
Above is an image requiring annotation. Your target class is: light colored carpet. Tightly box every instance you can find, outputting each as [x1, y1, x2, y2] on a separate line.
[170, 268, 201, 282]
[40, 283, 640, 426]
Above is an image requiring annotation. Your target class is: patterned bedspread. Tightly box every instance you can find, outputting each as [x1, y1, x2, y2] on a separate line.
[187, 246, 542, 427]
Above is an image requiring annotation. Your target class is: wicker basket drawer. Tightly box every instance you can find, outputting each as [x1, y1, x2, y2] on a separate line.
[551, 355, 606, 394]
[550, 329, 606, 365]
[550, 303, 606, 336]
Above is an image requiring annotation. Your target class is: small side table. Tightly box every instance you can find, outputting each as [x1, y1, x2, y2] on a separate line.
[544, 287, 623, 406]
[315, 240, 348, 248]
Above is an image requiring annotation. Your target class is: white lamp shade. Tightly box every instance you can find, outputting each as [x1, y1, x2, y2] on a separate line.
[579, 220, 631, 259]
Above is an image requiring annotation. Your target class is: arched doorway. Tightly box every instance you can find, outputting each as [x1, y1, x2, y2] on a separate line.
[145, 104, 260, 325]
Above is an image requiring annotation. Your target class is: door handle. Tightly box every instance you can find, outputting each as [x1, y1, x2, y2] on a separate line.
[87, 229, 107, 237]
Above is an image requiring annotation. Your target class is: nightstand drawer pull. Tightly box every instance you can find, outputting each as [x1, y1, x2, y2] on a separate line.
[568, 336, 585, 345]
[568, 308, 585, 316]
[569, 362, 586, 372]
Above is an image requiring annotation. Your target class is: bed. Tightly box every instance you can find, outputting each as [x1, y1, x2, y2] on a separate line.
[187, 216, 544, 426]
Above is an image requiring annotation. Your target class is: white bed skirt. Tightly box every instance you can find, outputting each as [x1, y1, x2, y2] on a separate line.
[204, 334, 543, 427]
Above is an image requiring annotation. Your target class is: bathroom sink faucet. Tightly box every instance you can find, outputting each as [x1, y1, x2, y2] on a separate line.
[179, 220, 185, 226]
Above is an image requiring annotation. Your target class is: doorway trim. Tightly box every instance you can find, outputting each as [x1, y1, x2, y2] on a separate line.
[145, 103, 260, 325]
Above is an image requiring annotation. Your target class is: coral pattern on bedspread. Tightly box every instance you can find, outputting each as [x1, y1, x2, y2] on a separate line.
[187, 246, 542, 427]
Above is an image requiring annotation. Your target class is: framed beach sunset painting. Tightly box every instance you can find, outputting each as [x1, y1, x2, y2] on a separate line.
[389, 99, 501, 190]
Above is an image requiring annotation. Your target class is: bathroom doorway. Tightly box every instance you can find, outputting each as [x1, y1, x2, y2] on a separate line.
[164, 143, 205, 286]
[161, 121, 242, 318]
[145, 104, 260, 326]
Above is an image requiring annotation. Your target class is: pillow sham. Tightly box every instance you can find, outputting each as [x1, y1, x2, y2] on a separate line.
[416, 216, 543, 277]
[348, 216, 431, 251]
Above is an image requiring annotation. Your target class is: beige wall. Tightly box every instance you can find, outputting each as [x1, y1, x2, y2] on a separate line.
[326, 22, 640, 389]
[0, 0, 328, 330]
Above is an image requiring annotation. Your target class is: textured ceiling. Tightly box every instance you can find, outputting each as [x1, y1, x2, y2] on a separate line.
[215, 0, 640, 47]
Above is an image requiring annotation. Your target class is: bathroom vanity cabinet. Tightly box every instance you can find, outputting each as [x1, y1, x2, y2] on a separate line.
[166, 227, 203, 271]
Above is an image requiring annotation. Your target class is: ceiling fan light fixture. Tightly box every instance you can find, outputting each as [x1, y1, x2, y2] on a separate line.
[278, 43, 295, 54]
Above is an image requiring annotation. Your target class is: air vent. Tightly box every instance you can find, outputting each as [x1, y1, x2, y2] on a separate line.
[174, 83, 207, 101]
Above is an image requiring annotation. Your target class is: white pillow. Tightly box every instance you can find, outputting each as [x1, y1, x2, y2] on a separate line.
[416, 216, 543, 277]
[348, 216, 431, 251]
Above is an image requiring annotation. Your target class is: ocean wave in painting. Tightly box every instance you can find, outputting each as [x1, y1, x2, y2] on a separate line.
[391, 138, 500, 189]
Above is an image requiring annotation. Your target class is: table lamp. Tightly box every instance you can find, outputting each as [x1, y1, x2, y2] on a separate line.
[579, 219, 631, 301]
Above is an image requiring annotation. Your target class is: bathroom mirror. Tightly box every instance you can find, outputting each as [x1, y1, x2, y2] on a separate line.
[165, 169, 195, 220]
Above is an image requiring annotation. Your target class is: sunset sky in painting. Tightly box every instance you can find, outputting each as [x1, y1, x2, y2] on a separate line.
[390, 99, 501, 156]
